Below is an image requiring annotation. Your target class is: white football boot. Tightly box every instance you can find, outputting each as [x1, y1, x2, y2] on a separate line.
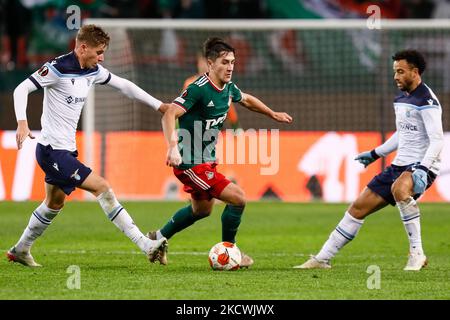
[146, 231, 168, 265]
[293, 255, 331, 269]
[147, 237, 168, 265]
[404, 252, 428, 271]
[240, 252, 254, 268]
[6, 247, 42, 267]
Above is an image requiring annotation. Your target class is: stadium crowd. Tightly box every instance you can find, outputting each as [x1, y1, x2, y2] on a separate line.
[0, 0, 448, 71]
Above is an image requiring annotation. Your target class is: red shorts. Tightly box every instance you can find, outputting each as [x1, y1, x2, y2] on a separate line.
[174, 163, 231, 200]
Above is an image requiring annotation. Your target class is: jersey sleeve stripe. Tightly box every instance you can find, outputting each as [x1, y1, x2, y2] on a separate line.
[418, 105, 440, 110]
[394, 102, 440, 110]
[28, 76, 42, 90]
[194, 76, 207, 86]
[173, 101, 187, 112]
[99, 73, 111, 85]
[45, 62, 62, 77]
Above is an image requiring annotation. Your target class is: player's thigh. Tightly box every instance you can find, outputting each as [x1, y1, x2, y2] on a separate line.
[348, 187, 388, 219]
[79, 172, 110, 196]
[44, 182, 66, 210]
[191, 199, 215, 217]
[217, 183, 246, 207]
[391, 171, 414, 202]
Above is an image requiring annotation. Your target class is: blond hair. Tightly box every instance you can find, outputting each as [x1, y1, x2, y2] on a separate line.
[76, 24, 110, 47]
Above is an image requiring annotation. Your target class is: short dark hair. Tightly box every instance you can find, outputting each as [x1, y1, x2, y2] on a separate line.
[392, 49, 426, 75]
[77, 24, 110, 47]
[203, 37, 235, 61]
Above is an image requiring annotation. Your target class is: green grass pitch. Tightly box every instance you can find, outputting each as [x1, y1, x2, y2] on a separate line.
[1, 201, 449, 299]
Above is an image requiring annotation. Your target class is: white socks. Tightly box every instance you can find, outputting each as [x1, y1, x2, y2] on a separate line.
[97, 189, 152, 253]
[15, 202, 61, 253]
[314, 197, 424, 262]
[397, 197, 423, 254]
[155, 230, 164, 240]
[316, 211, 364, 262]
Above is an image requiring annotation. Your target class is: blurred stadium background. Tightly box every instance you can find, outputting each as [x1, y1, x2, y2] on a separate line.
[0, 0, 449, 203]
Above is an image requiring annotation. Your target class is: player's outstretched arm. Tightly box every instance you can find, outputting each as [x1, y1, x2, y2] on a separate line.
[374, 131, 399, 157]
[107, 73, 168, 114]
[354, 150, 380, 168]
[355, 132, 399, 167]
[13, 79, 37, 149]
[161, 104, 185, 167]
[238, 92, 292, 123]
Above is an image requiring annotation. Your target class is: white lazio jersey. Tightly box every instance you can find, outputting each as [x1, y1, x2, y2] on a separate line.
[392, 82, 443, 174]
[29, 51, 111, 151]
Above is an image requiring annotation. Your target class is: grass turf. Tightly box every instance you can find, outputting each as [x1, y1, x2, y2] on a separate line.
[0, 201, 449, 300]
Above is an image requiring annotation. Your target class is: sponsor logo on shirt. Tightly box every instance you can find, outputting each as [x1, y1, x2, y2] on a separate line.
[66, 96, 86, 104]
[399, 122, 418, 132]
[205, 114, 227, 129]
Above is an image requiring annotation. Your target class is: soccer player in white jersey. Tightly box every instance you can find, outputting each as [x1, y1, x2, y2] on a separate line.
[6, 24, 169, 267]
[295, 49, 444, 271]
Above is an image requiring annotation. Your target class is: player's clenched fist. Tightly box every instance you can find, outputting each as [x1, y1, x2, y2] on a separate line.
[166, 146, 182, 167]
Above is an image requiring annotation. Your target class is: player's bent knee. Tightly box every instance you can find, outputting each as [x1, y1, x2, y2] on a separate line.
[234, 187, 247, 207]
[192, 210, 212, 218]
[391, 182, 409, 202]
[98, 179, 111, 194]
[90, 178, 111, 196]
[231, 194, 246, 207]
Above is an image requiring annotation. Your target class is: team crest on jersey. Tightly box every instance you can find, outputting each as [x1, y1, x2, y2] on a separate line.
[38, 66, 48, 77]
[205, 171, 214, 180]
[71, 78, 75, 85]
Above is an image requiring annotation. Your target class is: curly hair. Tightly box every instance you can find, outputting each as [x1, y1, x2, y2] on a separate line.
[392, 49, 426, 75]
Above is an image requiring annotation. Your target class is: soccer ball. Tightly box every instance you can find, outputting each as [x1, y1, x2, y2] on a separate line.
[208, 241, 242, 271]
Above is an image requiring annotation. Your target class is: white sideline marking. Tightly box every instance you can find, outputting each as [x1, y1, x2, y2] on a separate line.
[1, 248, 308, 257]
[2, 249, 405, 259]
[54, 250, 210, 256]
